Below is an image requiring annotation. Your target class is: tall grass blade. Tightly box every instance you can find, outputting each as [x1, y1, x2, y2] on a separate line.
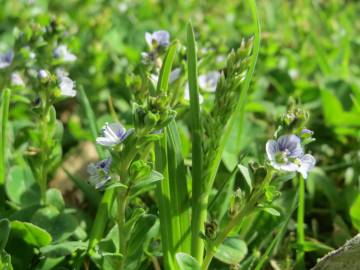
[186, 21, 205, 263]
[0, 88, 11, 185]
[154, 41, 179, 269]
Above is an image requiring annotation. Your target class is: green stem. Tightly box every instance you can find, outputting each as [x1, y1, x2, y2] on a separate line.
[202, 169, 274, 270]
[296, 175, 305, 269]
[117, 189, 129, 269]
[39, 99, 51, 205]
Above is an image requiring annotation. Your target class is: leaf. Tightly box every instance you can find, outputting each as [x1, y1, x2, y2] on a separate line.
[10, 220, 52, 247]
[262, 207, 281, 216]
[300, 239, 333, 252]
[31, 206, 78, 242]
[350, 195, 360, 231]
[40, 241, 87, 257]
[0, 250, 13, 270]
[0, 219, 10, 250]
[214, 237, 248, 265]
[157, 41, 178, 93]
[129, 171, 163, 198]
[5, 165, 40, 207]
[238, 164, 253, 190]
[176, 253, 201, 270]
[45, 188, 65, 211]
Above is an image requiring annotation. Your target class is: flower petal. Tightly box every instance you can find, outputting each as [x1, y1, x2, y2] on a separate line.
[266, 140, 278, 161]
[297, 154, 316, 179]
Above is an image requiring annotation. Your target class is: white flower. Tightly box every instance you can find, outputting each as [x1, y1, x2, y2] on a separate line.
[53, 45, 77, 62]
[198, 71, 220, 92]
[145, 30, 170, 49]
[266, 134, 316, 179]
[11, 72, 25, 86]
[96, 122, 134, 147]
[56, 68, 75, 97]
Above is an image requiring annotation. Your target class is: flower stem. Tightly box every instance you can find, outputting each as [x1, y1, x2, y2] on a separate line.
[296, 175, 305, 269]
[201, 169, 274, 270]
[39, 99, 50, 205]
[117, 189, 128, 269]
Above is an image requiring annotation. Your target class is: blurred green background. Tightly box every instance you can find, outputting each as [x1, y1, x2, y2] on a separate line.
[1, 0, 359, 269]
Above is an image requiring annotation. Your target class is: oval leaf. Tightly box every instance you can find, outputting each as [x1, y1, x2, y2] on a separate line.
[214, 237, 247, 265]
[10, 220, 52, 247]
[176, 253, 201, 270]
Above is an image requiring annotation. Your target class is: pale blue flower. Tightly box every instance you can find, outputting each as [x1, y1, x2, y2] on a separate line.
[87, 157, 112, 189]
[198, 71, 220, 92]
[0, 50, 14, 69]
[96, 122, 134, 147]
[53, 45, 77, 62]
[266, 134, 316, 178]
[145, 30, 170, 49]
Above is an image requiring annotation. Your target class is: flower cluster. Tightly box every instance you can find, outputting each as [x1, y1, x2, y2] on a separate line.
[266, 134, 316, 178]
[141, 30, 170, 68]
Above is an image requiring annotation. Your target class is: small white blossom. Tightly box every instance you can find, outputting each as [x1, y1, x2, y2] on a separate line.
[96, 122, 134, 147]
[53, 45, 77, 62]
[87, 157, 112, 189]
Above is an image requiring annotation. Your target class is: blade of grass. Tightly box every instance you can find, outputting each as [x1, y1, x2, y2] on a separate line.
[0, 89, 11, 185]
[167, 120, 191, 253]
[78, 86, 106, 159]
[154, 41, 179, 270]
[187, 21, 205, 264]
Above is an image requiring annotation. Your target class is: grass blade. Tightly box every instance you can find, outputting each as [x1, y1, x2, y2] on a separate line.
[167, 120, 191, 253]
[186, 21, 205, 263]
[154, 41, 179, 270]
[0, 88, 11, 185]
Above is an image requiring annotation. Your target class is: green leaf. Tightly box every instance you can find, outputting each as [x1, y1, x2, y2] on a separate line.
[214, 237, 248, 265]
[350, 195, 360, 231]
[5, 165, 40, 207]
[0, 250, 13, 270]
[0, 88, 11, 185]
[300, 239, 333, 253]
[262, 207, 281, 216]
[0, 219, 10, 250]
[157, 41, 178, 93]
[10, 220, 52, 247]
[176, 253, 201, 270]
[31, 206, 78, 242]
[40, 241, 87, 257]
[45, 188, 65, 211]
[187, 21, 205, 263]
[238, 164, 253, 191]
[129, 170, 163, 198]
